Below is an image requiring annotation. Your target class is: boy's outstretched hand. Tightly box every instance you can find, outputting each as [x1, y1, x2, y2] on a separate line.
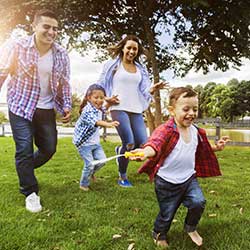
[129, 148, 147, 161]
[213, 136, 231, 151]
[129, 146, 156, 161]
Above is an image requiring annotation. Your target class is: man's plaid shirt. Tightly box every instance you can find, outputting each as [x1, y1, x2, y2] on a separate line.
[138, 118, 221, 182]
[0, 35, 71, 121]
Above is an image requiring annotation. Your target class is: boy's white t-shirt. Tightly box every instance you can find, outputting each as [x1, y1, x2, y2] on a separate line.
[157, 125, 198, 184]
[37, 49, 54, 109]
[111, 63, 143, 113]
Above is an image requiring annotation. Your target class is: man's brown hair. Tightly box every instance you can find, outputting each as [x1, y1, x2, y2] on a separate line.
[33, 9, 58, 24]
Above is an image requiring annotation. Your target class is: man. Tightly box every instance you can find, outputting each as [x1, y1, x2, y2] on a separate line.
[0, 9, 71, 212]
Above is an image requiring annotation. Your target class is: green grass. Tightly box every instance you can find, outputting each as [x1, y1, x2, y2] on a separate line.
[0, 137, 250, 250]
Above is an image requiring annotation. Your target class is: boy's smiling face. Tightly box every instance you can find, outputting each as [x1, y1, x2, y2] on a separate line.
[168, 93, 199, 128]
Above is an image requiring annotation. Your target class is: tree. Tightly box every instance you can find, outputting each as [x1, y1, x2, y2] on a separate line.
[0, 111, 7, 124]
[199, 82, 216, 117]
[193, 84, 204, 118]
[2, 0, 250, 129]
[231, 80, 250, 119]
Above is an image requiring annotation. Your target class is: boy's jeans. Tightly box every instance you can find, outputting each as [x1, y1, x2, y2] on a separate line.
[153, 175, 206, 240]
[78, 143, 106, 187]
[110, 110, 147, 178]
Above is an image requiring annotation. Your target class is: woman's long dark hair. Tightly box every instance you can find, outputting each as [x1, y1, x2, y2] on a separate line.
[79, 84, 106, 114]
[107, 34, 147, 63]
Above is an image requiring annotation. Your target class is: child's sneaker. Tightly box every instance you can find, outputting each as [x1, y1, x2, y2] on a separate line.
[152, 231, 168, 248]
[153, 239, 168, 248]
[118, 179, 133, 187]
[80, 186, 89, 191]
[25, 192, 42, 213]
[115, 146, 121, 166]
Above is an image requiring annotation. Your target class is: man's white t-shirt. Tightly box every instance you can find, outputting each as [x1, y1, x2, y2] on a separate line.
[37, 49, 54, 109]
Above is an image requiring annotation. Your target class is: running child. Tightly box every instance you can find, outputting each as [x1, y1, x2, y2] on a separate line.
[130, 87, 229, 248]
[73, 84, 119, 191]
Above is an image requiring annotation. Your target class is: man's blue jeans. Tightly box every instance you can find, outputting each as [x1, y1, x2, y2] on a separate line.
[153, 175, 206, 240]
[78, 143, 106, 187]
[9, 109, 57, 196]
[110, 110, 147, 178]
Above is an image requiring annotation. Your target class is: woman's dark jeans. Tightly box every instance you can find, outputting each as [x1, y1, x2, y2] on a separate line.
[153, 175, 206, 240]
[9, 109, 57, 196]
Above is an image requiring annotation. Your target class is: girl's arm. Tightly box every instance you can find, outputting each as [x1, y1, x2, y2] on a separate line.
[95, 120, 119, 128]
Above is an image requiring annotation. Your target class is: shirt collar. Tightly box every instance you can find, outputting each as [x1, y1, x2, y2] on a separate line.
[26, 34, 61, 53]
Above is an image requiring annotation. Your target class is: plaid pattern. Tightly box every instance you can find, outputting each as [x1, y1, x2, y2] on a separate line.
[138, 117, 221, 181]
[0, 35, 71, 121]
[73, 102, 103, 148]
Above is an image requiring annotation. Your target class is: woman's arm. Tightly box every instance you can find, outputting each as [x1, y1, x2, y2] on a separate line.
[149, 81, 169, 95]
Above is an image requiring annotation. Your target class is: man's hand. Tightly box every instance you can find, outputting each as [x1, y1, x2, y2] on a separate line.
[62, 108, 71, 123]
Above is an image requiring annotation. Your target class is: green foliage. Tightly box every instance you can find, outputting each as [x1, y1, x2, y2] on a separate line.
[193, 78, 249, 121]
[0, 111, 7, 124]
[70, 93, 81, 123]
[1, 137, 250, 249]
[1, 1, 250, 75]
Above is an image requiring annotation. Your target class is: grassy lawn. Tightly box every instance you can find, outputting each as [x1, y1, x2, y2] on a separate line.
[0, 136, 250, 250]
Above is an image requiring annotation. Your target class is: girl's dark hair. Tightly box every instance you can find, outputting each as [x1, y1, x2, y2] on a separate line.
[79, 84, 106, 114]
[169, 87, 198, 106]
[108, 34, 147, 63]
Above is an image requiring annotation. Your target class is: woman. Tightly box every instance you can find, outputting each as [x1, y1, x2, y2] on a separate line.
[98, 34, 165, 187]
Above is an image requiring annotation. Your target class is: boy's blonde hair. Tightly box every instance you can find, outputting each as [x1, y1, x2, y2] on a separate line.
[169, 87, 197, 106]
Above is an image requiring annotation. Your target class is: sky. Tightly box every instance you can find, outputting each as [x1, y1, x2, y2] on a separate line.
[69, 50, 250, 96]
[1, 49, 250, 103]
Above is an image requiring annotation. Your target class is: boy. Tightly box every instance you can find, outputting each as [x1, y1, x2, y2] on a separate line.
[130, 87, 229, 248]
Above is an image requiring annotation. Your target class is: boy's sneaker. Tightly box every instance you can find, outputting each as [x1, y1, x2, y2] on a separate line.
[25, 192, 42, 213]
[115, 146, 121, 166]
[80, 186, 90, 191]
[152, 231, 168, 248]
[118, 179, 133, 187]
[153, 239, 168, 248]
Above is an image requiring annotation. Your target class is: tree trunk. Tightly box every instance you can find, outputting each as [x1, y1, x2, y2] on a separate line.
[136, 0, 162, 133]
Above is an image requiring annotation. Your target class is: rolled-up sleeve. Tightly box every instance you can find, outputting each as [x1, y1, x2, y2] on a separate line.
[61, 52, 72, 110]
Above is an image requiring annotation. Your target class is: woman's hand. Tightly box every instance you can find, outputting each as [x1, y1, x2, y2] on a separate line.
[149, 81, 169, 95]
[105, 95, 120, 106]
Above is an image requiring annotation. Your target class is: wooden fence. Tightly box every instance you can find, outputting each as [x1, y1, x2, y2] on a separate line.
[196, 117, 250, 146]
[1, 118, 250, 146]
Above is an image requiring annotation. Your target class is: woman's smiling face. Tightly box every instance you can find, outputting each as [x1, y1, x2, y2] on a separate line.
[122, 40, 139, 63]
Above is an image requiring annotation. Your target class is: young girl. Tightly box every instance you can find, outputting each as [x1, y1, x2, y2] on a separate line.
[73, 84, 119, 191]
[130, 87, 229, 248]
